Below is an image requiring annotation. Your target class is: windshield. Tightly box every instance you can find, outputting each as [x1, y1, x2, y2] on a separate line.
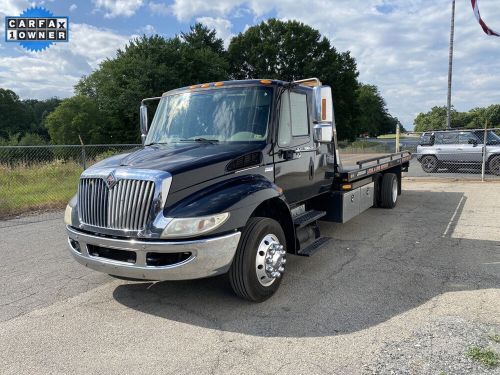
[145, 86, 273, 144]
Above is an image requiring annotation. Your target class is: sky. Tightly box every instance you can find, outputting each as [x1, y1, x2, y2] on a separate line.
[1, 0, 500, 130]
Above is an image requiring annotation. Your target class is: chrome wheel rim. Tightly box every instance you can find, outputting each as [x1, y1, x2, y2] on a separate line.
[255, 234, 286, 287]
[392, 178, 398, 204]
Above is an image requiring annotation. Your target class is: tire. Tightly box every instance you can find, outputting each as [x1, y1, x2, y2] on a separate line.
[229, 217, 287, 302]
[420, 155, 438, 173]
[489, 155, 500, 176]
[379, 173, 398, 209]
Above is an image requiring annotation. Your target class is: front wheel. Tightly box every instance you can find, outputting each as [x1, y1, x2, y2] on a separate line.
[489, 155, 500, 176]
[229, 217, 287, 302]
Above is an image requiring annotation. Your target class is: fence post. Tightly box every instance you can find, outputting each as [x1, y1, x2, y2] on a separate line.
[78, 135, 86, 170]
[395, 123, 400, 153]
[481, 121, 488, 182]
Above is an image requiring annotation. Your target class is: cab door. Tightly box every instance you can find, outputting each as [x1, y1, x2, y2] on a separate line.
[273, 88, 316, 203]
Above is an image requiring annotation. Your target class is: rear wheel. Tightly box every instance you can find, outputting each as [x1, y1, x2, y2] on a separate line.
[421, 155, 438, 173]
[229, 217, 286, 302]
[489, 155, 500, 176]
[379, 173, 398, 209]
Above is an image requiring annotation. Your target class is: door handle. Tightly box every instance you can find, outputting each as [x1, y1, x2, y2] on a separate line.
[457, 148, 463, 151]
[436, 148, 442, 151]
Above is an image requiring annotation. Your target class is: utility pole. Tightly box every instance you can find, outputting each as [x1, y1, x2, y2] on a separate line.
[446, 0, 456, 130]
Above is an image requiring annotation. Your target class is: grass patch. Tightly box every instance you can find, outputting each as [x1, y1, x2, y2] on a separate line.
[338, 140, 393, 154]
[0, 160, 82, 218]
[377, 134, 397, 139]
[490, 334, 500, 344]
[376, 134, 415, 139]
[466, 346, 500, 368]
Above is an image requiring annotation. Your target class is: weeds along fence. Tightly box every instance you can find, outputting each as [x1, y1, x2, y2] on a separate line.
[0, 144, 140, 220]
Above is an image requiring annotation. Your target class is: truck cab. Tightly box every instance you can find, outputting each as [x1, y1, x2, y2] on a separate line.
[65, 78, 410, 302]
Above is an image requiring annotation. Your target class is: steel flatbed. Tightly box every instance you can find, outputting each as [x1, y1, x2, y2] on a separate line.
[337, 151, 412, 183]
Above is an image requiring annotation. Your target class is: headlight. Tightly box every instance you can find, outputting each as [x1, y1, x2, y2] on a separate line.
[161, 213, 230, 238]
[64, 204, 73, 225]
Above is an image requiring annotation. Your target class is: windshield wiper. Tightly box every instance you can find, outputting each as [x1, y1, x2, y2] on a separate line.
[145, 142, 168, 146]
[179, 138, 219, 144]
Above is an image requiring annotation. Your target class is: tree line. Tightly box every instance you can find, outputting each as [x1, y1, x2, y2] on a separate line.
[1, 19, 402, 145]
[414, 104, 500, 132]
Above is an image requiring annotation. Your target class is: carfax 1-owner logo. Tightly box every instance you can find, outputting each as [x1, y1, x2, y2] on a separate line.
[5, 7, 69, 52]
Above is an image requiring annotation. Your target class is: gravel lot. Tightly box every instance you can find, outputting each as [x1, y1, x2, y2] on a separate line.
[0, 179, 499, 374]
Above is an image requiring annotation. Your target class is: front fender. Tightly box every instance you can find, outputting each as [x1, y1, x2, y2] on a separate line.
[165, 174, 283, 233]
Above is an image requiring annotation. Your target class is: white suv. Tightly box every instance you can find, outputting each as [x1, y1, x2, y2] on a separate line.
[417, 130, 500, 175]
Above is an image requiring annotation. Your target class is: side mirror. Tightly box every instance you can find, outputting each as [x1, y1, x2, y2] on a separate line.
[140, 104, 148, 143]
[313, 123, 333, 143]
[312, 85, 333, 123]
[468, 138, 478, 146]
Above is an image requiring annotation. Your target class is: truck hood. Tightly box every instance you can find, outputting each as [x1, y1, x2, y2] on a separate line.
[87, 142, 265, 192]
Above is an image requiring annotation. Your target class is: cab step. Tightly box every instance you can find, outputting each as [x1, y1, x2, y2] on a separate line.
[293, 210, 326, 229]
[297, 237, 331, 257]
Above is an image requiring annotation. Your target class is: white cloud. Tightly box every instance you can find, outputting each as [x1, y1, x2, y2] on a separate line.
[148, 0, 169, 16]
[92, 0, 144, 18]
[0, 23, 133, 99]
[170, 0, 500, 129]
[196, 16, 233, 48]
[69, 3, 77, 12]
[137, 24, 156, 34]
[0, 0, 30, 17]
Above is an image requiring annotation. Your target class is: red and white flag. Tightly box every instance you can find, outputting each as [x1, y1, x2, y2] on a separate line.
[471, 0, 500, 36]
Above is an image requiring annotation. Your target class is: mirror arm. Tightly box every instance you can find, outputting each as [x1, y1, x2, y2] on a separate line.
[139, 96, 163, 145]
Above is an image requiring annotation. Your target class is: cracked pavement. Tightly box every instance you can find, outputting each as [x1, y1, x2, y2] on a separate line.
[0, 180, 499, 374]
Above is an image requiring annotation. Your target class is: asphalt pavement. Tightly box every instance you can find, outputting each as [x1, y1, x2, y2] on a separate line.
[0, 180, 499, 374]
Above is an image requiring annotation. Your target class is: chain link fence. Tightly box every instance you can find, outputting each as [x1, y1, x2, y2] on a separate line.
[1, 131, 499, 225]
[403, 127, 500, 181]
[0, 144, 140, 226]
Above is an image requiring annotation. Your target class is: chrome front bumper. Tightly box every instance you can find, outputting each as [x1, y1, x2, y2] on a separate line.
[66, 226, 241, 280]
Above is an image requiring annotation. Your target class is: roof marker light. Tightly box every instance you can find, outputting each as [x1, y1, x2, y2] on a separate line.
[189, 85, 198, 89]
[260, 79, 272, 84]
[214, 82, 224, 87]
[200, 83, 210, 88]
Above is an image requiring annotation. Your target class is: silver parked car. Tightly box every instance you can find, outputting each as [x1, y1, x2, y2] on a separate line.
[417, 129, 500, 175]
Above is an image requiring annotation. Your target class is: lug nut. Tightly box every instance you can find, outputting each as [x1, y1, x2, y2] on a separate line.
[278, 266, 285, 272]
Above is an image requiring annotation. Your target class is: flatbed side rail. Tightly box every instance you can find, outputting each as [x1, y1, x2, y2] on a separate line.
[343, 151, 412, 181]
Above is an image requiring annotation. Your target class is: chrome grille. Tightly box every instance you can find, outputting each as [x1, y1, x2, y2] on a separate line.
[78, 178, 155, 230]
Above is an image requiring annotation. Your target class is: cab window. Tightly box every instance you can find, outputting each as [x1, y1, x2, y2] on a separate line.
[278, 91, 309, 146]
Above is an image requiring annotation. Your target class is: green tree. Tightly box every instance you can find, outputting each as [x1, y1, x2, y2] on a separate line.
[413, 105, 500, 132]
[44, 96, 106, 144]
[227, 19, 360, 140]
[76, 31, 229, 143]
[181, 23, 224, 55]
[414, 106, 449, 132]
[22, 98, 61, 139]
[356, 84, 389, 136]
[0, 88, 33, 139]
